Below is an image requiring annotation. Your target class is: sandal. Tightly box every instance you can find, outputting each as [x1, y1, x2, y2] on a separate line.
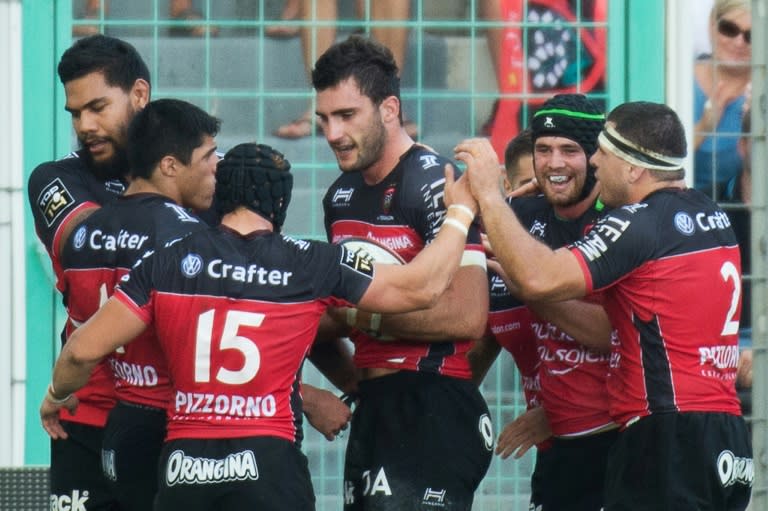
[274, 117, 319, 139]
[265, 25, 300, 38]
[169, 8, 219, 38]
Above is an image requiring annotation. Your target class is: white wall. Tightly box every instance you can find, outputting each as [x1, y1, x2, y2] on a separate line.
[0, 0, 26, 466]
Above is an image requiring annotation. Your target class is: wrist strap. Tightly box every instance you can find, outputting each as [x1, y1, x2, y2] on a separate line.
[47, 383, 73, 404]
[448, 204, 475, 223]
[442, 218, 469, 236]
[345, 308, 358, 328]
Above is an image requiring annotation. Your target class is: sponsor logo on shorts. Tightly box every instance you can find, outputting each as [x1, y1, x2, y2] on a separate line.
[479, 414, 494, 451]
[422, 488, 447, 507]
[50, 489, 89, 511]
[37, 178, 74, 227]
[101, 449, 117, 481]
[165, 449, 259, 486]
[344, 480, 356, 505]
[717, 450, 753, 487]
[361, 467, 392, 497]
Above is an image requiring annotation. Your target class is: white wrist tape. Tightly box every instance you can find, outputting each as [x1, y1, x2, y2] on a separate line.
[442, 218, 469, 236]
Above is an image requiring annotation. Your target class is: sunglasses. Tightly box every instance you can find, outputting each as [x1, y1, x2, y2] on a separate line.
[717, 18, 751, 44]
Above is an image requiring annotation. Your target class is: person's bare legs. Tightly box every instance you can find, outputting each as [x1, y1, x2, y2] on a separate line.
[169, 0, 219, 37]
[73, 0, 107, 36]
[266, 0, 301, 38]
[480, 0, 504, 134]
[275, 0, 338, 138]
[368, 0, 417, 137]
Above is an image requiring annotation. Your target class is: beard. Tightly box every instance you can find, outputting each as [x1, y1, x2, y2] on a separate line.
[77, 105, 134, 180]
[342, 114, 387, 174]
[78, 140, 130, 181]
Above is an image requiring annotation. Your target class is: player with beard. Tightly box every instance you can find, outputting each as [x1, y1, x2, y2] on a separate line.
[40, 142, 479, 511]
[58, 98, 220, 510]
[470, 94, 617, 511]
[27, 34, 150, 511]
[457, 101, 752, 510]
[29, 34, 357, 509]
[314, 35, 492, 510]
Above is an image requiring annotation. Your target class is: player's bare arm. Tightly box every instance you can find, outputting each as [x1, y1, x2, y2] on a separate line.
[455, 137, 586, 302]
[354, 165, 478, 313]
[467, 335, 502, 385]
[528, 300, 612, 353]
[41, 297, 146, 439]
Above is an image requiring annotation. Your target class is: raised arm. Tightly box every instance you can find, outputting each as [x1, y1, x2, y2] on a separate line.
[355, 165, 478, 314]
[455, 138, 586, 302]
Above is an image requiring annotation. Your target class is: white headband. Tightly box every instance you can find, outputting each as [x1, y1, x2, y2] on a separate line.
[598, 124, 685, 171]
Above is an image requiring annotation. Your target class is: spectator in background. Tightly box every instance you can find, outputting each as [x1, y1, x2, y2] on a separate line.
[693, 0, 751, 198]
[265, 0, 301, 38]
[274, 0, 416, 139]
[73, 0, 219, 38]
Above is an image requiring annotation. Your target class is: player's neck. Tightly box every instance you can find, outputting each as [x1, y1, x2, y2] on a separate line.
[124, 177, 173, 201]
[360, 128, 414, 186]
[221, 207, 274, 235]
[553, 184, 601, 220]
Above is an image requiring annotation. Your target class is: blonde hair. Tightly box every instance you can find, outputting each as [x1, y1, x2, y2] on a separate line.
[712, 0, 750, 22]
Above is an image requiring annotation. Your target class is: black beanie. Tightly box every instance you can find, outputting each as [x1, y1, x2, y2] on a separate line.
[530, 94, 605, 199]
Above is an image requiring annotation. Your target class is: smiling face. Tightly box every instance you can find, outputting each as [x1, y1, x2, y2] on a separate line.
[64, 71, 147, 178]
[711, 7, 751, 65]
[315, 77, 388, 175]
[533, 136, 590, 208]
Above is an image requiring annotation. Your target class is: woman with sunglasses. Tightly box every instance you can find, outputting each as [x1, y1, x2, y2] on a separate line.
[693, 0, 751, 199]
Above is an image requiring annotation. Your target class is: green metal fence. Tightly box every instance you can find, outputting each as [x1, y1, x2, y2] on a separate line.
[23, 1, 665, 509]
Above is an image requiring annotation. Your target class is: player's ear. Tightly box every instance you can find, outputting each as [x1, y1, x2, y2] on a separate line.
[158, 155, 178, 177]
[130, 78, 150, 110]
[380, 95, 400, 125]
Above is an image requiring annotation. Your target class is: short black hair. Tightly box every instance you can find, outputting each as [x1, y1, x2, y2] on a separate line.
[127, 99, 220, 179]
[504, 129, 534, 171]
[607, 102, 687, 181]
[58, 35, 151, 91]
[311, 35, 401, 110]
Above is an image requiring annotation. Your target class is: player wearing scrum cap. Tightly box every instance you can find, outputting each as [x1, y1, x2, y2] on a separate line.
[470, 94, 617, 511]
[40, 142, 478, 511]
[457, 101, 752, 510]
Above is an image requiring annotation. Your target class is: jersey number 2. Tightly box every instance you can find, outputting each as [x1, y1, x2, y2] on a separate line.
[720, 261, 741, 336]
[195, 309, 264, 384]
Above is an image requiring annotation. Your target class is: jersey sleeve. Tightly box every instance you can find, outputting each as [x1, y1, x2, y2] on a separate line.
[113, 248, 163, 324]
[28, 158, 100, 255]
[568, 204, 656, 292]
[297, 239, 374, 305]
[402, 151, 486, 267]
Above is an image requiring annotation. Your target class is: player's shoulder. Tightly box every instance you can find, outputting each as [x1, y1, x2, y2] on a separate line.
[400, 144, 454, 176]
[28, 152, 85, 188]
[509, 194, 550, 219]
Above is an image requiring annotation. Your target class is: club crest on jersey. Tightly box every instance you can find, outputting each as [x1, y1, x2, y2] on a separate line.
[37, 177, 74, 227]
[73, 225, 88, 250]
[382, 186, 396, 214]
[181, 253, 204, 278]
[673, 212, 696, 236]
